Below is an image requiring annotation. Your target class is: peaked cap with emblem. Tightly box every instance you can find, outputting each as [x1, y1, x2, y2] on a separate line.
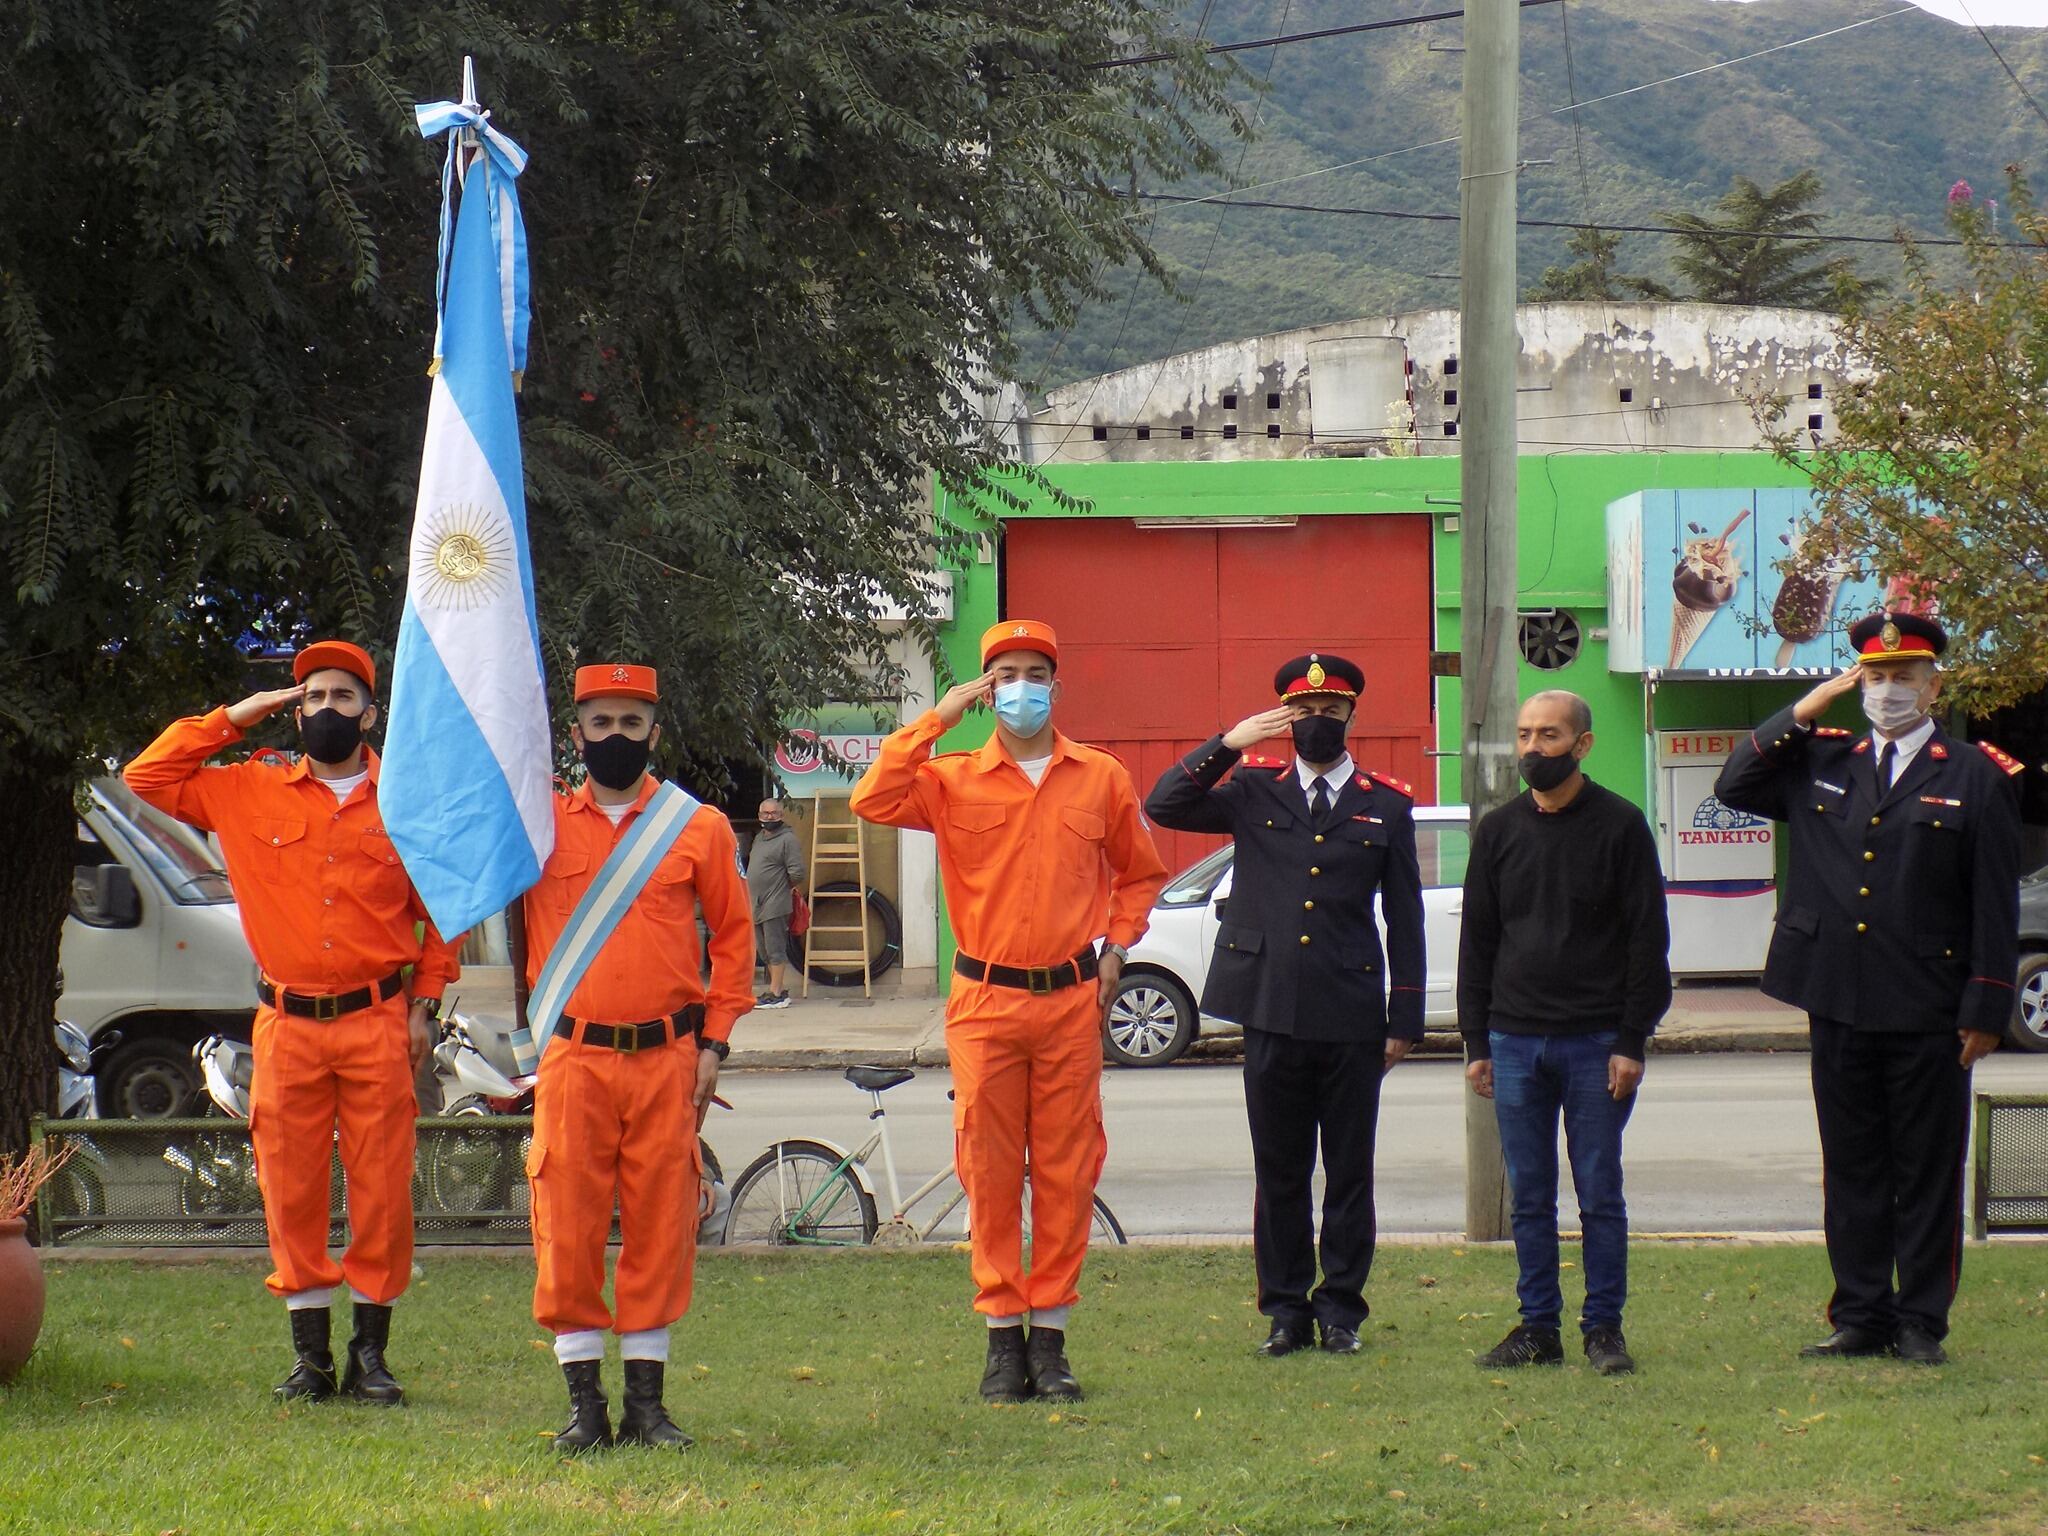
[1849, 609, 1946, 664]
[574, 663, 659, 703]
[980, 618, 1058, 668]
[1273, 651, 1364, 701]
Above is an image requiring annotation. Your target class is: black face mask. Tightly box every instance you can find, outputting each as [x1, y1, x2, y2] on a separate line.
[1291, 713, 1348, 764]
[581, 731, 651, 791]
[299, 708, 365, 766]
[1518, 746, 1582, 792]
[759, 818, 783, 832]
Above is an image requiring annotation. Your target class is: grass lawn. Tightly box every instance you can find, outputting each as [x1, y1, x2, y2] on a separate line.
[4, 1243, 2047, 1535]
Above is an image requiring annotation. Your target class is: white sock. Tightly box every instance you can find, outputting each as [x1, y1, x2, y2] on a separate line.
[348, 1287, 377, 1307]
[554, 1329, 606, 1365]
[285, 1288, 332, 1312]
[986, 1313, 1025, 1330]
[620, 1328, 669, 1362]
[1031, 1305, 1071, 1332]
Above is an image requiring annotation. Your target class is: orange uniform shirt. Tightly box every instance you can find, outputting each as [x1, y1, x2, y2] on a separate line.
[521, 778, 755, 1040]
[123, 706, 459, 999]
[850, 710, 1168, 966]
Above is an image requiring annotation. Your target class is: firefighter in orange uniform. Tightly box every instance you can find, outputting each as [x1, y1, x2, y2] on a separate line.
[123, 640, 458, 1406]
[523, 664, 754, 1452]
[850, 621, 1168, 1404]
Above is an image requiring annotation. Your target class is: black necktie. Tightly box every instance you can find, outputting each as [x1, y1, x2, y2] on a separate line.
[1875, 741, 1894, 791]
[1310, 778, 1330, 822]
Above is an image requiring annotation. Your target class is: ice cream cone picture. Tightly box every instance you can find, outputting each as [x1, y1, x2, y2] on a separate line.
[1771, 527, 1847, 669]
[1668, 508, 1750, 669]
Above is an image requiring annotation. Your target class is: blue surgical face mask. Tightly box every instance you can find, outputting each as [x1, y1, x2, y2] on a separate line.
[993, 679, 1053, 737]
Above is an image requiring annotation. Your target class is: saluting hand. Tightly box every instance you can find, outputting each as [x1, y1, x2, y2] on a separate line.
[934, 673, 995, 728]
[1223, 705, 1300, 751]
[225, 684, 306, 729]
[1792, 665, 1862, 727]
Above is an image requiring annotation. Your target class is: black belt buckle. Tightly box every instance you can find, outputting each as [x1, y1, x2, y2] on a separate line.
[313, 992, 342, 1022]
[1026, 966, 1055, 995]
[615, 1025, 641, 1054]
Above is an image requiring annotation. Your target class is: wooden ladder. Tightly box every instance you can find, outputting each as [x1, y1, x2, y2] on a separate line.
[802, 795, 871, 998]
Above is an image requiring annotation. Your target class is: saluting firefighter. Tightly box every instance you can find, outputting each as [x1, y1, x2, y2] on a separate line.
[850, 621, 1168, 1405]
[124, 640, 459, 1405]
[1715, 611, 2022, 1365]
[522, 665, 755, 1451]
[1146, 654, 1426, 1359]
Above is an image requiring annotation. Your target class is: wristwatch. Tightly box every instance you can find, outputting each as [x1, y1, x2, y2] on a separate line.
[701, 1037, 731, 1061]
[1102, 942, 1130, 965]
[417, 997, 442, 1021]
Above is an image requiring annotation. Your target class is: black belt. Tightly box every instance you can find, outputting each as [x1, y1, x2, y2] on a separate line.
[561, 1004, 707, 1054]
[954, 949, 1099, 995]
[258, 970, 406, 1022]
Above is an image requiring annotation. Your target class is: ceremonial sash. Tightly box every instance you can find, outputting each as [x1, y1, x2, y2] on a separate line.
[509, 780, 703, 1074]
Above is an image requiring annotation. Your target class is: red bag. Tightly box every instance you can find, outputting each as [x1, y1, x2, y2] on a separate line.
[788, 891, 811, 939]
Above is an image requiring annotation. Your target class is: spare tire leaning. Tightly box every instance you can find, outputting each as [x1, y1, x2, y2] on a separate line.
[800, 883, 903, 986]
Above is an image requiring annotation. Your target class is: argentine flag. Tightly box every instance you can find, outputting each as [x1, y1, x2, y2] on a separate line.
[380, 99, 553, 935]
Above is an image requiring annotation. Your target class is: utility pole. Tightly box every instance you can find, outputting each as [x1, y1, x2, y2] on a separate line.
[1458, 0, 1521, 1243]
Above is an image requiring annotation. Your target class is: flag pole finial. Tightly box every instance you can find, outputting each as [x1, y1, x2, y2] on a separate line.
[460, 55, 478, 111]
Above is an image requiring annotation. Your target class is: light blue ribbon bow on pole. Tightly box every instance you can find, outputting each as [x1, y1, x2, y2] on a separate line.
[415, 69, 530, 379]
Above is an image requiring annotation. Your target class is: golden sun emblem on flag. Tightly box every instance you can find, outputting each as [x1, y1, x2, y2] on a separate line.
[415, 502, 513, 611]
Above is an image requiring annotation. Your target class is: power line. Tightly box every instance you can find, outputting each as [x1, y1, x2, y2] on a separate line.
[1093, 0, 1563, 70]
[1956, 0, 2048, 134]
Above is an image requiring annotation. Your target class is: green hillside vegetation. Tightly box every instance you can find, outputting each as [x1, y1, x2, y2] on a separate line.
[1021, 0, 2048, 390]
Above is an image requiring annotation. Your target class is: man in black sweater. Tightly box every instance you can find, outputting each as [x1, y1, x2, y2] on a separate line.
[1458, 690, 1672, 1376]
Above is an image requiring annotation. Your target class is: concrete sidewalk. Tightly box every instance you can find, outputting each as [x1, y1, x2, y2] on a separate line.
[724, 979, 1810, 1070]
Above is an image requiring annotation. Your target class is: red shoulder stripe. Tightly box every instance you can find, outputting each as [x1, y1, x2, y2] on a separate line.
[1367, 769, 1415, 799]
[1979, 740, 2023, 777]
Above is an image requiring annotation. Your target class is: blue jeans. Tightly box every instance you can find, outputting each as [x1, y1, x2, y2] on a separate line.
[1490, 1030, 1636, 1333]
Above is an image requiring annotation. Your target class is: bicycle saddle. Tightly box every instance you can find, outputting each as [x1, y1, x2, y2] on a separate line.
[844, 1064, 915, 1093]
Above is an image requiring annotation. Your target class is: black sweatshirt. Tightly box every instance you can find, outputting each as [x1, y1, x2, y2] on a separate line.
[1456, 777, 1673, 1062]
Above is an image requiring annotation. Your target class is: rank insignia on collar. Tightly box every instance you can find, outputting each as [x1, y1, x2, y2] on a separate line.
[1929, 742, 1948, 760]
[1852, 739, 1869, 754]
[1880, 620, 1902, 651]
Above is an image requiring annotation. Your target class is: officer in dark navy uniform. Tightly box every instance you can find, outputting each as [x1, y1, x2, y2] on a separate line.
[1716, 610, 2022, 1365]
[1146, 653, 1426, 1358]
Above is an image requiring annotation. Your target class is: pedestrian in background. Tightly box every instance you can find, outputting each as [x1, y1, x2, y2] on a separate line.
[748, 797, 806, 1010]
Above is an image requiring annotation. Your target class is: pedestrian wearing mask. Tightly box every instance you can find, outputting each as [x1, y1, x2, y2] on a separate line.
[124, 640, 460, 1406]
[1716, 611, 2021, 1364]
[1459, 690, 1671, 1376]
[1146, 654, 1425, 1360]
[851, 621, 1168, 1405]
[747, 799, 806, 1009]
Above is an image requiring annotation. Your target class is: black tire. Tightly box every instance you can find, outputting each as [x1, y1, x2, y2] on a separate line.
[101, 1035, 199, 1119]
[1088, 1195, 1128, 1245]
[49, 1146, 106, 1240]
[801, 884, 903, 987]
[2009, 953, 2048, 1053]
[425, 1115, 516, 1216]
[724, 1139, 878, 1246]
[1103, 970, 1198, 1067]
[698, 1136, 722, 1188]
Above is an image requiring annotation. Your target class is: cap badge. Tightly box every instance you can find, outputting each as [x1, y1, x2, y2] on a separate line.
[1306, 661, 1327, 689]
[611, 666, 630, 682]
[1880, 620, 1901, 651]
[1013, 625, 1028, 637]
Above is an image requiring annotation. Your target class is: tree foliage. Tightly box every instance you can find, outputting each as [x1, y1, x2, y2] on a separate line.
[1524, 227, 1670, 303]
[1761, 168, 2048, 716]
[1662, 171, 1878, 311]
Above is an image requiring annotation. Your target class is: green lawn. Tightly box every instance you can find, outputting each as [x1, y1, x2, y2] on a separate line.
[5, 1244, 2047, 1535]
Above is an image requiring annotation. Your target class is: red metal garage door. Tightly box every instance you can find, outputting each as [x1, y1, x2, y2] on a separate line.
[1004, 515, 1435, 876]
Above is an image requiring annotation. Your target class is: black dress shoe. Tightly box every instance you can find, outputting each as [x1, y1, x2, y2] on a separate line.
[1025, 1327, 1083, 1402]
[1319, 1323, 1363, 1355]
[1894, 1325, 1948, 1366]
[616, 1360, 694, 1447]
[553, 1360, 614, 1453]
[1256, 1321, 1315, 1359]
[340, 1302, 405, 1405]
[1798, 1326, 1894, 1359]
[275, 1306, 337, 1403]
[980, 1326, 1029, 1404]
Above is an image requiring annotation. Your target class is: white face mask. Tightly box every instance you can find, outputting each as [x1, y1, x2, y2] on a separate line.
[1861, 677, 1932, 736]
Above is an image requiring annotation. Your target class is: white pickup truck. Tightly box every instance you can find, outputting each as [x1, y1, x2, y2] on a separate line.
[62, 779, 257, 1117]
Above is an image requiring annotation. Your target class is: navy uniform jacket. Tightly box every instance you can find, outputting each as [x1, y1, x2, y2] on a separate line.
[1714, 704, 2022, 1037]
[1145, 737, 1426, 1042]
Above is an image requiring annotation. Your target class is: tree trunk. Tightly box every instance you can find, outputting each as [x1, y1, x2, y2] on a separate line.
[0, 764, 78, 1157]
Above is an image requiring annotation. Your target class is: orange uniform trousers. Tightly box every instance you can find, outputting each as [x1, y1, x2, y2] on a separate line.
[247, 995, 417, 1303]
[527, 1031, 701, 1337]
[949, 978, 1107, 1319]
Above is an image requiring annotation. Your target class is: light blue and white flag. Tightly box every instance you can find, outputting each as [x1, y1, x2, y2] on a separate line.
[380, 97, 553, 936]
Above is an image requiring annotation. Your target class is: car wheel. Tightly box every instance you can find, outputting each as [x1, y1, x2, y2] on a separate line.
[101, 1037, 199, 1119]
[2008, 953, 2048, 1053]
[1104, 972, 1197, 1067]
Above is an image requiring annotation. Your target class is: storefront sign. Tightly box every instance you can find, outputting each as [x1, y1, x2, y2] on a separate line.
[773, 710, 891, 797]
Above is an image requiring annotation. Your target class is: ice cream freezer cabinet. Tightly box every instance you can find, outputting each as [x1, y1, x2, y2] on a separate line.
[1652, 729, 1778, 975]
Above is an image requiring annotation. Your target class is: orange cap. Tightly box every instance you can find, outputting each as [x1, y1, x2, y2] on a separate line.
[575, 663, 659, 703]
[293, 640, 376, 690]
[980, 619, 1059, 668]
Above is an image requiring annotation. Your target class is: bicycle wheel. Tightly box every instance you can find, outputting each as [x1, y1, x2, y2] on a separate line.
[1088, 1194, 1128, 1245]
[724, 1139, 877, 1246]
[940, 1176, 1130, 1248]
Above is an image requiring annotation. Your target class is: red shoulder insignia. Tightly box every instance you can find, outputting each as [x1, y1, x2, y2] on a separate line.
[1852, 738, 1870, 754]
[1814, 727, 1852, 738]
[1241, 753, 1282, 769]
[1367, 770, 1415, 799]
[1979, 740, 2024, 777]
[1929, 742, 1948, 760]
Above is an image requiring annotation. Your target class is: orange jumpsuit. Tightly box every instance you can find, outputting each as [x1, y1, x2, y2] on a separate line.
[521, 778, 755, 1338]
[851, 714, 1167, 1318]
[124, 707, 459, 1303]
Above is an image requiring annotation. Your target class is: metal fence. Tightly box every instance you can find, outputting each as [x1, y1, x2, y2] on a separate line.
[1972, 1094, 2048, 1241]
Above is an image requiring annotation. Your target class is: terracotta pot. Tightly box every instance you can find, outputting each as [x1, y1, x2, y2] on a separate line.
[0, 1216, 46, 1384]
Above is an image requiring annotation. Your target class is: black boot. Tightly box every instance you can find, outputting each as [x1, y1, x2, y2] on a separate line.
[275, 1306, 338, 1402]
[340, 1302, 405, 1406]
[1025, 1326, 1083, 1402]
[553, 1360, 614, 1454]
[615, 1360, 693, 1449]
[980, 1325, 1029, 1405]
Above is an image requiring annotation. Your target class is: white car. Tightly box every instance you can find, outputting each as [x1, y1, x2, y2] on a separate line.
[1105, 805, 1472, 1067]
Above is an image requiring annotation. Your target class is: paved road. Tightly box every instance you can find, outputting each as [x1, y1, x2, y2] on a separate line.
[713, 1051, 2048, 1238]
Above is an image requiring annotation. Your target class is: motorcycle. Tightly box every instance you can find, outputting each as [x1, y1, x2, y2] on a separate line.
[50, 1020, 113, 1232]
[161, 1035, 269, 1233]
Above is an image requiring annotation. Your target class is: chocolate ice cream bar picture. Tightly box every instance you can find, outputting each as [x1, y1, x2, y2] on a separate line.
[1668, 508, 1750, 669]
[1771, 528, 1847, 668]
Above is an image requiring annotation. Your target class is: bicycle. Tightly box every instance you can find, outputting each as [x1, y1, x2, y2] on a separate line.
[722, 1064, 1127, 1247]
